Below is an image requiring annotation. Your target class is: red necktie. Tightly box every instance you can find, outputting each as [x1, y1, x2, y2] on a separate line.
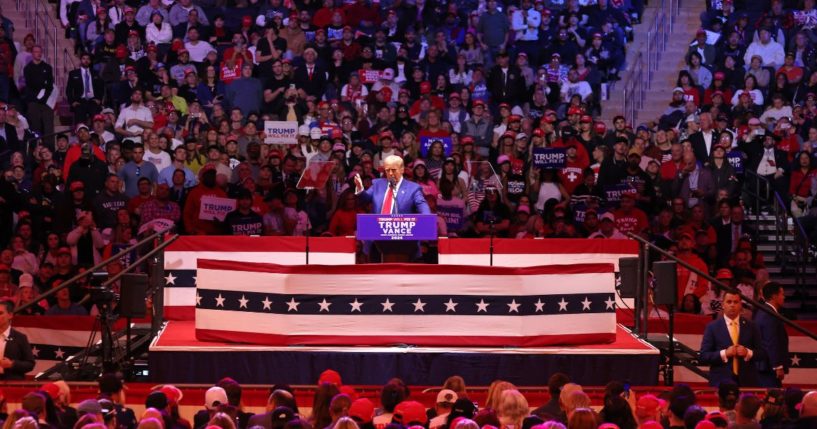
[308, 67, 313, 80]
[381, 186, 394, 214]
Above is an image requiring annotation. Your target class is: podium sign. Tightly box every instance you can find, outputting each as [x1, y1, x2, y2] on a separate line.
[356, 214, 438, 241]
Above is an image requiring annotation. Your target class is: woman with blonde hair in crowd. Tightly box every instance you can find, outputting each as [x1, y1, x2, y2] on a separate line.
[333, 417, 359, 429]
[566, 408, 597, 429]
[136, 417, 163, 429]
[206, 413, 236, 429]
[485, 381, 517, 412]
[498, 390, 529, 429]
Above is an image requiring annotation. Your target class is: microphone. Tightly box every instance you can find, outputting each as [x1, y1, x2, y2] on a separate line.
[388, 178, 396, 188]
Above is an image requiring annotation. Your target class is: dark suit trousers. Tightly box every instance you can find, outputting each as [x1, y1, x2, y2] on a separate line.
[758, 371, 782, 388]
[27, 101, 54, 142]
[73, 99, 101, 124]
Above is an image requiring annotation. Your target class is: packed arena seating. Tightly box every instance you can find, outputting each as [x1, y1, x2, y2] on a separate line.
[0, 0, 812, 352]
[1, 0, 648, 285]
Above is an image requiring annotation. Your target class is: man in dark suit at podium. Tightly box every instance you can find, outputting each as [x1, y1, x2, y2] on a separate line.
[700, 291, 764, 387]
[0, 300, 35, 380]
[354, 155, 431, 215]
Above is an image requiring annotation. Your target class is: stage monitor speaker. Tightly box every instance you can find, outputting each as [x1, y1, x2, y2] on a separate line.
[653, 261, 678, 306]
[618, 257, 639, 298]
[120, 273, 148, 318]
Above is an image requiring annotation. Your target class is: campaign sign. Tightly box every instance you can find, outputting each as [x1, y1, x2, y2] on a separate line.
[264, 121, 298, 144]
[359, 69, 382, 84]
[727, 150, 745, 174]
[436, 204, 464, 231]
[356, 214, 438, 240]
[420, 137, 453, 157]
[199, 196, 237, 221]
[604, 183, 635, 203]
[532, 148, 566, 169]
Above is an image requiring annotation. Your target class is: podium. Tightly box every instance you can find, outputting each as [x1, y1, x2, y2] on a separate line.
[356, 214, 438, 262]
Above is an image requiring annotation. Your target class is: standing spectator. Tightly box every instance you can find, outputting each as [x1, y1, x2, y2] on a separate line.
[118, 143, 159, 198]
[66, 52, 104, 124]
[114, 90, 153, 142]
[93, 174, 128, 229]
[293, 48, 328, 98]
[700, 291, 764, 387]
[476, 0, 509, 67]
[225, 63, 263, 117]
[23, 45, 54, 140]
[0, 300, 36, 380]
[755, 282, 789, 387]
[487, 51, 526, 108]
[66, 211, 105, 267]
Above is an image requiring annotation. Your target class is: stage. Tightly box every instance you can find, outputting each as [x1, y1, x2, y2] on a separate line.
[148, 321, 660, 386]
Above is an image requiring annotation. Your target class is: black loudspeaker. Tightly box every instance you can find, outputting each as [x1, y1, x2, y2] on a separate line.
[618, 257, 639, 298]
[120, 273, 148, 318]
[653, 261, 678, 306]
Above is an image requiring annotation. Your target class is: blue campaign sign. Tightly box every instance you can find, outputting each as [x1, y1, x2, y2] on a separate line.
[356, 214, 439, 240]
[727, 150, 745, 174]
[532, 147, 567, 168]
[436, 204, 464, 231]
[420, 137, 454, 157]
[604, 183, 635, 203]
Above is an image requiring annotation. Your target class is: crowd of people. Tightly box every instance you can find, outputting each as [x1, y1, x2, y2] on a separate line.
[0, 0, 813, 306]
[3, 370, 817, 429]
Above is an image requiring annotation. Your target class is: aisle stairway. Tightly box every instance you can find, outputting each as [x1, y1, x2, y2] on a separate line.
[2, 0, 76, 128]
[748, 212, 817, 319]
[600, 0, 706, 125]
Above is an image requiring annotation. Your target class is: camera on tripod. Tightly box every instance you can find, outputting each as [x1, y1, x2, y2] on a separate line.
[87, 272, 119, 313]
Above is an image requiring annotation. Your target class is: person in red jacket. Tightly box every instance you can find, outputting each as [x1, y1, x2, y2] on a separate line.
[183, 167, 227, 235]
[675, 229, 710, 305]
[62, 123, 106, 181]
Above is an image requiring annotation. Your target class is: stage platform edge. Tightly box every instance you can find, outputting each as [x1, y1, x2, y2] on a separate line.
[149, 321, 660, 386]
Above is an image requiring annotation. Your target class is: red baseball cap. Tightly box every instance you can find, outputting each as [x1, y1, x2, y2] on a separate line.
[393, 401, 428, 425]
[419, 81, 432, 94]
[318, 369, 342, 386]
[349, 398, 375, 423]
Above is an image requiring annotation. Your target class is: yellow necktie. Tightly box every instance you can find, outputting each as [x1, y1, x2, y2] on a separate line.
[729, 320, 739, 375]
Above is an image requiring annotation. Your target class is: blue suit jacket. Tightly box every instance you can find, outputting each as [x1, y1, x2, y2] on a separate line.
[358, 178, 431, 215]
[754, 304, 789, 374]
[699, 316, 764, 387]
